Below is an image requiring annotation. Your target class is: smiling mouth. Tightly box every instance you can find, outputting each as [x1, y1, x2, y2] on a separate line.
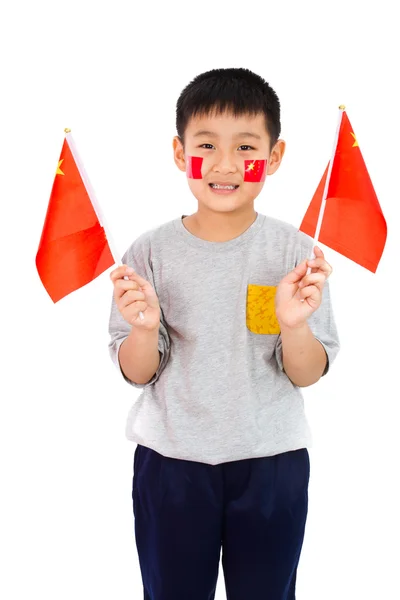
[209, 183, 239, 190]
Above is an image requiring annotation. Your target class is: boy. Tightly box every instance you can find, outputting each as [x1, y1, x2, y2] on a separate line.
[108, 68, 340, 600]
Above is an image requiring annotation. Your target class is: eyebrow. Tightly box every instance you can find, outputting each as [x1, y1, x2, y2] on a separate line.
[193, 130, 216, 137]
[193, 130, 262, 140]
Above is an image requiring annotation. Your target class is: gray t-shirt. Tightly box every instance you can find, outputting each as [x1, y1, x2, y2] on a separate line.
[108, 212, 340, 465]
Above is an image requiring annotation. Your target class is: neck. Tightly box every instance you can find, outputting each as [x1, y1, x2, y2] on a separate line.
[184, 206, 258, 242]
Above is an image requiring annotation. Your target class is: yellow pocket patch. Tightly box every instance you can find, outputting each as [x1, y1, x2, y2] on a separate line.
[246, 285, 281, 335]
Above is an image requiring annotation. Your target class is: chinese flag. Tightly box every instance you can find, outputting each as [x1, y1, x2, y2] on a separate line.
[300, 111, 387, 273]
[36, 137, 114, 302]
[244, 159, 267, 182]
[186, 156, 203, 179]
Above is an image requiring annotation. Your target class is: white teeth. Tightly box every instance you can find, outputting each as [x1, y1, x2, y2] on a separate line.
[211, 184, 236, 190]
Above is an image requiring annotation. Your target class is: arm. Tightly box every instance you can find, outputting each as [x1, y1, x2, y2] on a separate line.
[275, 245, 338, 387]
[280, 322, 327, 387]
[109, 258, 170, 388]
[119, 325, 161, 385]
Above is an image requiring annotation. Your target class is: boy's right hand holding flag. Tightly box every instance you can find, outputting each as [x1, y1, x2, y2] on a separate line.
[110, 266, 161, 330]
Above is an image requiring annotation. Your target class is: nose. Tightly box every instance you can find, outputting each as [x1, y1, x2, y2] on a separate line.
[212, 151, 237, 174]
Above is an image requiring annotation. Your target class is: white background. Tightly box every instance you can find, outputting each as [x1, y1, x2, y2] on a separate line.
[1, 1, 399, 598]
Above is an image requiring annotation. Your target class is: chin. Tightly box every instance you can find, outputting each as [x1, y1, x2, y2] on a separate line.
[201, 201, 253, 215]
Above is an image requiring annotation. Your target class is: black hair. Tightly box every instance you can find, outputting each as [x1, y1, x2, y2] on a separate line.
[176, 67, 281, 150]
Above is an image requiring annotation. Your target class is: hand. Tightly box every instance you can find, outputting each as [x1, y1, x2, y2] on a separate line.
[110, 265, 161, 331]
[275, 247, 332, 329]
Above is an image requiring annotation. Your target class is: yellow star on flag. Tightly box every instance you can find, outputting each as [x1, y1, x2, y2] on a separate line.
[351, 132, 359, 147]
[246, 162, 255, 171]
[56, 159, 65, 175]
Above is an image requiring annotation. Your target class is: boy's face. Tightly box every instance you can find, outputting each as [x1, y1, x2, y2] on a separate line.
[173, 110, 285, 215]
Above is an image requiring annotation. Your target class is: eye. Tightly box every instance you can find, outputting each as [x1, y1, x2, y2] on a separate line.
[200, 144, 214, 149]
[238, 145, 254, 151]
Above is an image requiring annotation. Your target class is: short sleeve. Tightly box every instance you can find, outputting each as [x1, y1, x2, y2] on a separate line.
[275, 231, 340, 376]
[108, 233, 171, 388]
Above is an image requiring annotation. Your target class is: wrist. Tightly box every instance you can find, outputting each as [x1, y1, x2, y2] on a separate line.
[129, 322, 160, 338]
[278, 317, 309, 333]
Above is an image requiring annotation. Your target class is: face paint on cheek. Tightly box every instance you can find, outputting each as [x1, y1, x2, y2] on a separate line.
[244, 159, 268, 183]
[186, 156, 203, 179]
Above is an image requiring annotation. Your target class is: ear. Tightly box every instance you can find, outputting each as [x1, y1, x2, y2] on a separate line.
[267, 139, 286, 175]
[173, 136, 186, 172]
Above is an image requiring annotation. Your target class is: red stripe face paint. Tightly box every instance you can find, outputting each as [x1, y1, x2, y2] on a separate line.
[186, 156, 203, 179]
[244, 159, 267, 182]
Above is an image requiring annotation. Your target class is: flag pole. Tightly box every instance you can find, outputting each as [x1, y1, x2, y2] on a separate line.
[65, 129, 145, 321]
[306, 105, 345, 274]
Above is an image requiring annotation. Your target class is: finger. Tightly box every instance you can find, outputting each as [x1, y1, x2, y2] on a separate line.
[281, 260, 308, 284]
[306, 258, 333, 277]
[307, 257, 329, 269]
[110, 265, 150, 286]
[118, 290, 146, 309]
[299, 284, 321, 304]
[130, 302, 148, 323]
[298, 273, 327, 290]
[123, 268, 150, 287]
[115, 279, 139, 291]
[313, 246, 324, 258]
[110, 265, 132, 283]
[113, 280, 139, 301]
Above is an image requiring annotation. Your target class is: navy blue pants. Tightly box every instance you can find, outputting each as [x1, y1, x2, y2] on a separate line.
[132, 446, 309, 600]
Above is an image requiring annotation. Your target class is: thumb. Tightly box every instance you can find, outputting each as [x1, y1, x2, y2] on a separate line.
[281, 260, 308, 285]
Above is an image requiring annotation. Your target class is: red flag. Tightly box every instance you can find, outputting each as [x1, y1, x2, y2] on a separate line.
[300, 111, 387, 273]
[244, 159, 267, 182]
[36, 136, 114, 302]
[186, 156, 203, 179]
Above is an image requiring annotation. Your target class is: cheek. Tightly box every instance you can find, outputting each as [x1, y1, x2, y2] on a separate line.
[186, 156, 203, 179]
[244, 159, 268, 182]
[186, 178, 208, 203]
[242, 182, 265, 199]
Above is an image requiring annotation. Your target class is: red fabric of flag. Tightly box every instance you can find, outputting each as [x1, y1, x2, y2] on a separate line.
[36, 138, 114, 302]
[186, 156, 203, 179]
[244, 159, 267, 182]
[299, 112, 387, 272]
